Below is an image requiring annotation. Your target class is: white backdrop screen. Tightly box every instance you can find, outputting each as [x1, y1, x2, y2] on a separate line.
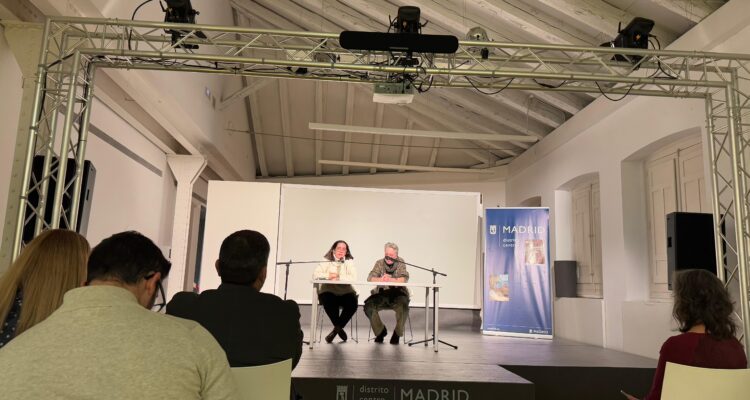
[276, 184, 481, 308]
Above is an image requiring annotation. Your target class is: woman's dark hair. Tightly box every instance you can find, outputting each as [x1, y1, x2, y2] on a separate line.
[323, 240, 353, 261]
[672, 269, 737, 340]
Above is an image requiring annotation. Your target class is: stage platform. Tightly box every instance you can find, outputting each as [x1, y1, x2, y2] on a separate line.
[293, 307, 657, 400]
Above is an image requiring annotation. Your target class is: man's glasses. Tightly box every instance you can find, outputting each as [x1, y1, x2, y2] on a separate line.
[145, 272, 166, 313]
[152, 279, 166, 312]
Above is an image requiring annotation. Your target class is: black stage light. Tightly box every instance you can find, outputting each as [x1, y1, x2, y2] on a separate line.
[601, 17, 655, 65]
[393, 6, 422, 34]
[162, 0, 207, 48]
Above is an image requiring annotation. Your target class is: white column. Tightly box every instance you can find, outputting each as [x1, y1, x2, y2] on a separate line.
[166, 155, 206, 300]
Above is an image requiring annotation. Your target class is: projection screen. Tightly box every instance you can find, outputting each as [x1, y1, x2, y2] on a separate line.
[275, 184, 482, 308]
[200, 181, 482, 308]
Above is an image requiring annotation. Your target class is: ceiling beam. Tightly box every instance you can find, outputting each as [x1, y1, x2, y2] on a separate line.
[429, 137, 440, 167]
[462, 88, 565, 128]
[278, 79, 295, 177]
[442, 90, 553, 137]
[318, 160, 496, 174]
[370, 103, 384, 174]
[309, 122, 538, 143]
[467, 0, 598, 45]
[646, 0, 715, 24]
[521, 0, 677, 44]
[408, 101, 525, 153]
[293, 0, 382, 31]
[398, 119, 414, 172]
[342, 83, 355, 175]
[0, 0, 45, 22]
[247, 0, 343, 32]
[232, 8, 260, 179]
[248, 86, 268, 178]
[219, 77, 272, 110]
[314, 80, 324, 176]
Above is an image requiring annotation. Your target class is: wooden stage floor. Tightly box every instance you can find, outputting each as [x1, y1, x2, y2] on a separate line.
[292, 308, 657, 400]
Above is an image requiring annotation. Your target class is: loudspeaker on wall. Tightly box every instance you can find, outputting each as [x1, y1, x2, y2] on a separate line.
[666, 212, 717, 289]
[554, 260, 577, 298]
[22, 156, 96, 243]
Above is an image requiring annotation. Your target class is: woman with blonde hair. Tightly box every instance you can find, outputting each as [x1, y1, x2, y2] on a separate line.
[0, 229, 90, 348]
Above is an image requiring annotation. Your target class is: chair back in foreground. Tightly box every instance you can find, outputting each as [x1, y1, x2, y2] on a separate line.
[231, 358, 292, 400]
[661, 361, 750, 400]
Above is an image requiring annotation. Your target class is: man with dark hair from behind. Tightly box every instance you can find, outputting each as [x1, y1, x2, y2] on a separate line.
[167, 229, 303, 369]
[0, 231, 238, 400]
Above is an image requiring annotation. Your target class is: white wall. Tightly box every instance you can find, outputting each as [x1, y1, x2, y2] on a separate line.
[267, 170, 507, 209]
[554, 298, 604, 347]
[200, 181, 281, 293]
[506, 0, 750, 357]
[84, 98, 176, 248]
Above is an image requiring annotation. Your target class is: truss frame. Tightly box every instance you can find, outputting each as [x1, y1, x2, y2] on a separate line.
[13, 17, 750, 358]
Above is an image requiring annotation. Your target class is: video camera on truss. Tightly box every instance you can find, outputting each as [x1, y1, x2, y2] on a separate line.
[339, 6, 459, 104]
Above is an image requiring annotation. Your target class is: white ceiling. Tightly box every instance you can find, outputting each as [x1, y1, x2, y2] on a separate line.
[226, 0, 728, 178]
[4, 0, 729, 179]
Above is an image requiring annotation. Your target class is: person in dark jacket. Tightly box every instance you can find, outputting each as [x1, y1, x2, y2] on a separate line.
[167, 229, 303, 369]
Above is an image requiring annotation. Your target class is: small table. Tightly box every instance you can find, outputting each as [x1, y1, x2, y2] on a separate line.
[310, 280, 442, 351]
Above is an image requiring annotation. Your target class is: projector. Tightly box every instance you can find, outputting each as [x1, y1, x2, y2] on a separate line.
[373, 82, 414, 104]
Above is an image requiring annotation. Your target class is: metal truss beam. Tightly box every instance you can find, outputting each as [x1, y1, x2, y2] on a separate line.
[13, 17, 750, 361]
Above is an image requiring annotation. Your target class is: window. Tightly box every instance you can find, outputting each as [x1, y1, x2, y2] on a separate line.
[645, 137, 708, 298]
[572, 181, 603, 298]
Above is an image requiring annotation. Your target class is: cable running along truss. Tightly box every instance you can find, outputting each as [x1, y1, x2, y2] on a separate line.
[13, 17, 750, 357]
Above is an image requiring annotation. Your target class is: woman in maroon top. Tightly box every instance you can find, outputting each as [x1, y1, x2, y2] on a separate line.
[626, 269, 747, 399]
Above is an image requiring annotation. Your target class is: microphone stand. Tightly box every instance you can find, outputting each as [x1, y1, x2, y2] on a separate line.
[275, 259, 328, 346]
[398, 259, 458, 350]
[275, 260, 328, 301]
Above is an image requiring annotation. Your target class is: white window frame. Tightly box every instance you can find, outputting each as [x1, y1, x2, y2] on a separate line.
[571, 180, 603, 298]
[645, 136, 707, 299]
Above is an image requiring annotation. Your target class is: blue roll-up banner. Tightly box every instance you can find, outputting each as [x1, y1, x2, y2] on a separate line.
[483, 207, 552, 338]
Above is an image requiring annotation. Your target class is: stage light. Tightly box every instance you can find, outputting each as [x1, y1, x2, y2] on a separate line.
[465, 27, 490, 60]
[393, 6, 422, 34]
[601, 17, 655, 65]
[162, 0, 207, 48]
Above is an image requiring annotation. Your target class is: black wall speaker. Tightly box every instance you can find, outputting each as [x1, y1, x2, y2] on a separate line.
[666, 212, 717, 288]
[554, 260, 577, 298]
[22, 156, 96, 244]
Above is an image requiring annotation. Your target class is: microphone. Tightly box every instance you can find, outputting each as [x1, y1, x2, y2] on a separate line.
[337, 258, 345, 264]
[385, 256, 398, 262]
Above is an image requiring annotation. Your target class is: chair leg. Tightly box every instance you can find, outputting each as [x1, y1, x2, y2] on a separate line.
[351, 308, 358, 343]
[404, 313, 414, 344]
[316, 305, 324, 343]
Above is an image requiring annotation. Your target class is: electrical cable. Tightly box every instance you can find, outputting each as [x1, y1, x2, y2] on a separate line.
[465, 75, 514, 95]
[128, 0, 154, 51]
[595, 81, 634, 101]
